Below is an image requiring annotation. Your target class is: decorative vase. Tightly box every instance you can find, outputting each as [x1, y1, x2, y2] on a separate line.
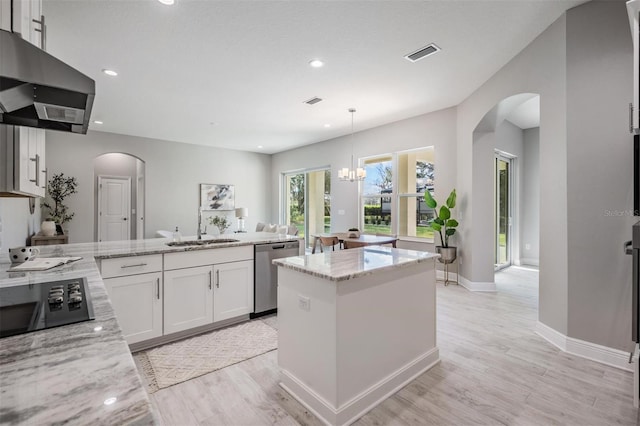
[347, 230, 360, 238]
[41, 221, 56, 237]
[56, 224, 64, 235]
[435, 246, 457, 264]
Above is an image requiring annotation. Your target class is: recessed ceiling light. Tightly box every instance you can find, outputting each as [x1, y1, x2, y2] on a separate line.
[102, 69, 118, 77]
[93, 326, 103, 332]
[257, 145, 263, 149]
[158, 0, 175, 5]
[309, 59, 324, 68]
[324, 124, 331, 128]
[93, 120, 103, 125]
[104, 397, 117, 406]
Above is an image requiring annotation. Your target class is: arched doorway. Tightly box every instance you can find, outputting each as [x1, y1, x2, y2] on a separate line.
[472, 93, 540, 282]
[93, 153, 145, 241]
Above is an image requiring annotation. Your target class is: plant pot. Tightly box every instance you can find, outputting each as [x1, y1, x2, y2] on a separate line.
[56, 224, 64, 235]
[436, 246, 457, 264]
[347, 231, 360, 238]
[41, 221, 56, 237]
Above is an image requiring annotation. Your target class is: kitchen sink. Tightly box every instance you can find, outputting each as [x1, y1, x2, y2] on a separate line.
[166, 238, 239, 247]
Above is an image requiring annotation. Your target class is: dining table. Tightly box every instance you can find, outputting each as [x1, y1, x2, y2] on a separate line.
[311, 233, 398, 254]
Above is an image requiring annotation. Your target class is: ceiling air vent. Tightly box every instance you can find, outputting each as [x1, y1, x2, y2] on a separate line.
[304, 97, 323, 105]
[404, 43, 441, 63]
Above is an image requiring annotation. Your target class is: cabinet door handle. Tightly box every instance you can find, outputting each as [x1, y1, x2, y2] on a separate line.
[41, 168, 47, 189]
[630, 103, 634, 134]
[209, 270, 212, 290]
[32, 15, 46, 50]
[120, 263, 147, 269]
[216, 270, 220, 288]
[156, 278, 160, 300]
[29, 154, 40, 186]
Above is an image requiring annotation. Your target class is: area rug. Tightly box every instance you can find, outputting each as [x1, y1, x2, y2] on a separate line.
[133, 319, 277, 393]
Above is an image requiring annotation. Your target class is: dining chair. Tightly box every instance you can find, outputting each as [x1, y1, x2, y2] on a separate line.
[343, 240, 367, 249]
[319, 236, 340, 251]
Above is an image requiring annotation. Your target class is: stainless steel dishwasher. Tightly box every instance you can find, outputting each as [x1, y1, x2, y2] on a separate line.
[253, 240, 300, 317]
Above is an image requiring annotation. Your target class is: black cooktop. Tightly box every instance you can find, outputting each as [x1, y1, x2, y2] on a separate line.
[0, 277, 95, 338]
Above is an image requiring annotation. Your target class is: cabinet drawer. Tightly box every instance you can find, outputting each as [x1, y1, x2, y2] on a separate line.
[164, 245, 253, 270]
[100, 254, 163, 279]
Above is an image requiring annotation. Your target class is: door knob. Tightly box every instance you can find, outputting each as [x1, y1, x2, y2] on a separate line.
[123, 218, 128, 221]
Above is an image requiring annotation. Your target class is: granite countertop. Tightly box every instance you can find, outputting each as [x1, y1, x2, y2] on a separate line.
[0, 232, 301, 425]
[273, 245, 439, 282]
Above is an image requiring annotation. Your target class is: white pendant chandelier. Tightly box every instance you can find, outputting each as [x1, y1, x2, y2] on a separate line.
[338, 108, 366, 182]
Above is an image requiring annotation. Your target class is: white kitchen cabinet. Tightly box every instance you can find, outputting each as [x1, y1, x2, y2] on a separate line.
[0, 125, 46, 197]
[11, 0, 44, 48]
[104, 272, 163, 345]
[213, 260, 254, 322]
[0, 0, 10, 31]
[163, 265, 214, 334]
[100, 254, 164, 345]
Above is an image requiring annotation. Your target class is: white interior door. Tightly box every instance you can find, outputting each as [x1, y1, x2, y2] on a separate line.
[99, 176, 131, 242]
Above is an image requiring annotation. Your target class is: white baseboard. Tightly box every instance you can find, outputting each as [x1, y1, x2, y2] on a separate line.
[535, 321, 567, 351]
[520, 257, 540, 267]
[280, 348, 440, 426]
[536, 321, 632, 372]
[458, 275, 496, 292]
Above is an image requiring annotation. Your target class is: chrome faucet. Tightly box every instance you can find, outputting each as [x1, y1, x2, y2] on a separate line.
[197, 208, 204, 240]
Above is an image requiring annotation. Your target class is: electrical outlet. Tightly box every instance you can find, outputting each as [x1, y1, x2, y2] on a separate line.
[298, 295, 311, 311]
[525, 243, 531, 250]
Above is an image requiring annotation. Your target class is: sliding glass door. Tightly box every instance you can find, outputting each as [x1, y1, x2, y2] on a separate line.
[283, 169, 331, 248]
[495, 153, 513, 270]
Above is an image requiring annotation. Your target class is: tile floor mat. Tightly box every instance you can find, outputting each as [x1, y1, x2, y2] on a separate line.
[133, 319, 277, 393]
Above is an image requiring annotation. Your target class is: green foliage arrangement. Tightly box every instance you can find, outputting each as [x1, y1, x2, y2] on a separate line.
[209, 215, 231, 234]
[42, 173, 78, 225]
[424, 189, 458, 248]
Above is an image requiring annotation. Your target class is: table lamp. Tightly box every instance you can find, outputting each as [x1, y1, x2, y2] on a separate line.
[235, 207, 248, 233]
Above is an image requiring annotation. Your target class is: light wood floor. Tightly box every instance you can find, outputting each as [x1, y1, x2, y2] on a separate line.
[148, 267, 640, 425]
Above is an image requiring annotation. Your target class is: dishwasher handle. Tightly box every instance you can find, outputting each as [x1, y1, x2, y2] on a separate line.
[271, 244, 286, 250]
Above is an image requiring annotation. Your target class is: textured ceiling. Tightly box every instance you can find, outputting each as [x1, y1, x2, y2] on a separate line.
[42, 0, 583, 153]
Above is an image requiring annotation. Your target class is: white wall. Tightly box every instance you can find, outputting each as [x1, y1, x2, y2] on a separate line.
[0, 198, 41, 252]
[45, 130, 273, 243]
[565, 0, 635, 351]
[271, 107, 458, 252]
[521, 127, 540, 266]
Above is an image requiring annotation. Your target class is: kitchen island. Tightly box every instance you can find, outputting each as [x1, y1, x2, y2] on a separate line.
[0, 232, 301, 425]
[274, 246, 440, 426]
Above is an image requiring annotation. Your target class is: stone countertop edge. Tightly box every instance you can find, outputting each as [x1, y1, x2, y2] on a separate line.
[0, 233, 301, 425]
[272, 246, 440, 282]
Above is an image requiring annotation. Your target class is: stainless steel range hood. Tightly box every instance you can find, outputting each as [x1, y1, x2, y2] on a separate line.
[0, 29, 95, 134]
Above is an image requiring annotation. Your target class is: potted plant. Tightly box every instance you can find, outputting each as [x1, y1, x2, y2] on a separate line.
[42, 173, 78, 235]
[209, 215, 231, 235]
[347, 227, 360, 238]
[424, 188, 458, 264]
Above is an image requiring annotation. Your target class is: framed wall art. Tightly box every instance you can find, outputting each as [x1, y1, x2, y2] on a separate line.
[200, 184, 235, 211]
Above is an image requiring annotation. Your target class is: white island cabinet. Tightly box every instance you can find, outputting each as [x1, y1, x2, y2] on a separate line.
[274, 246, 440, 426]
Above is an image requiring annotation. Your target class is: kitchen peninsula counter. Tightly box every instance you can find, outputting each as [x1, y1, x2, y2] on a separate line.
[274, 246, 440, 426]
[0, 232, 301, 425]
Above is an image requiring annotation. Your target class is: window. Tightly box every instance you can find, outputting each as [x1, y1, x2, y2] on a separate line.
[362, 155, 393, 235]
[361, 147, 435, 240]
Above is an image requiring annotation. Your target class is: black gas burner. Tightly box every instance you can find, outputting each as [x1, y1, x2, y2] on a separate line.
[0, 277, 95, 338]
